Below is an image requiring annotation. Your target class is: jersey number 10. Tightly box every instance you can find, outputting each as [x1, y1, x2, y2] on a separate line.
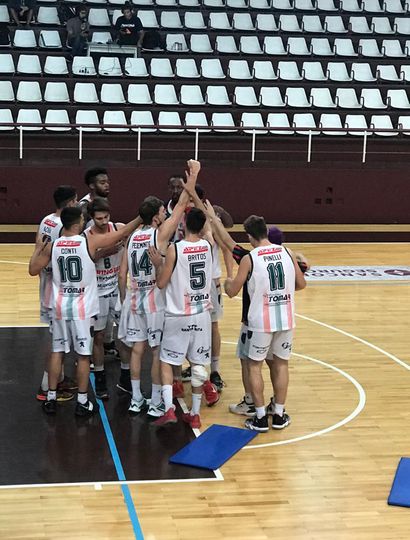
[57, 256, 83, 283]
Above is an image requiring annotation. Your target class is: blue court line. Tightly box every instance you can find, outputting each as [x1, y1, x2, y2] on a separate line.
[89, 374, 144, 540]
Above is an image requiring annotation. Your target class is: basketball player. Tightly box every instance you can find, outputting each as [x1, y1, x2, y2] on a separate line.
[36, 185, 78, 402]
[149, 208, 214, 428]
[166, 173, 186, 242]
[224, 215, 306, 432]
[118, 159, 199, 417]
[29, 206, 142, 416]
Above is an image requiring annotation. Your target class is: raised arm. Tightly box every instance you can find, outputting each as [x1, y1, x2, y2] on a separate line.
[224, 254, 251, 298]
[88, 216, 142, 258]
[29, 237, 52, 276]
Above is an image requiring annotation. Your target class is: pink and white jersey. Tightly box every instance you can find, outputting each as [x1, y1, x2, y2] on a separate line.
[165, 239, 213, 316]
[38, 213, 62, 310]
[51, 234, 99, 320]
[247, 244, 296, 332]
[127, 226, 165, 314]
[84, 223, 123, 297]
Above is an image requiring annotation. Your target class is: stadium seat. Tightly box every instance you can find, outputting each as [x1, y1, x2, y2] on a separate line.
[234, 86, 259, 106]
[395, 18, 410, 35]
[124, 58, 149, 77]
[336, 88, 362, 108]
[400, 65, 410, 81]
[279, 15, 302, 32]
[133, 0, 155, 5]
[260, 87, 285, 107]
[158, 111, 183, 132]
[101, 83, 126, 104]
[201, 59, 226, 79]
[206, 85, 232, 105]
[216, 36, 239, 54]
[150, 58, 174, 77]
[387, 89, 410, 109]
[311, 38, 335, 55]
[228, 60, 252, 80]
[112, 10, 122, 25]
[180, 85, 205, 105]
[209, 13, 231, 30]
[398, 116, 410, 134]
[44, 82, 70, 103]
[241, 113, 267, 135]
[317, 0, 337, 10]
[88, 9, 111, 26]
[91, 31, 112, 43]
[0, 5, 9, 23]
[130, 110, 157, 132]
[211, 112, 237, 133]
[345, 114, 368, 135]
[272, 0, 294, 10]
[340, 0, 363, 12]
[179, 0, 201, 6]
[240, 36, 263, 54]
[154, 84, 179, 105]
[334, 38, 358, 56]
[0, 82, 14, 102]
[204, 0, 225, 6]
[256, 14, 278, 31]
[324, 16, 348, 33]
[349, 16, 372, 33]
[185, 12, 206, 29]
[74, 83, 99, 103]
[359, 38, 383, 56]
[377, 64, 401, 81]
[128, 84, 153, 104]
[288, 37, 311, 55]
[17, 109, 43, 131]
[17, 81, 42, 102]
[351, 62, 376, 81]
[253, 61, 277, 80]
[176, 59, 200, 78]
[362, 0, 383, 12]
[303, 61, 328, 80]
[161, 11, 183, 28]
[250, 0, 270, 8]
[361, 88, 387, 108]
[370, 114, 397, 135]
[320, 113, 345, 135]
[17, 55, 41, 75]
[264, 36, 287, 55]
[327, 61, 352, 81]
[385, 0, 407, 12]
[103, 110, 129, 132]
[45, 110, 71, 132]
[293, 113, 319, 135]
[278, 61, 303, 80]
[233, 13, 255, 31]
[75, 110, 101, 132]
[0, 109, 14, 131]
[137, 10, 159, 27]
[303, 15, 325, 33]
[72, 56, 97, 76]
[382, 39, 407, 57]
[185, 112, 211, 133]
[285, 87, 311, 107]
[37, 7, 60, 24]
[190, 34, 213, 53]
[267, 113, 293, 135]
[44, 56, 69, 75]
[166, 33, 188, 52]
[372, 17, 394, 34]
[13, 30, 37, 48]
[156, 0, 178, 5]
[98, 57, 122, 76]
[39, 30, 62, 48]
[310, 87, 337, 107]
[227, 0, 248, 7]
[0, 54, 15, 74]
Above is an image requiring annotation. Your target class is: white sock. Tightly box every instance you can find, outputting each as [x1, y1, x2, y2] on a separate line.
[211, 356, 220, 373]
[120, 362, 129, 370]
[41, 371, 49, 392]
[131, 380, 142, 401]
[77, 392, 88, 405]
[47, 389, 56, 401]
[275, 403, 284, 417]
[244, 393, 254, 405]
[151, 384, 162, 406]
[256, 406, 265, 419]
[162, 384, 173, 411]
[94, 365, 104, 372]
[191, 393, 202, 416]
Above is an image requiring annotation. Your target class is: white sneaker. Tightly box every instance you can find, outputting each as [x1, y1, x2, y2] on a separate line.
[228, 397, 256, 417]
[128, 397, 149, 415]
[147, 401, 165, 418]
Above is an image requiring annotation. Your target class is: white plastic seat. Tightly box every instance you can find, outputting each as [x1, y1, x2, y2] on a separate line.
[0, 5, 9, 23]
[388, 89, 410, 109]
[260, 87, 285, 107]
[359, 38, 383, 56]
[203, 0, 225, 5]
[310, 87, 337, 107]
[201, 59, 225, 79]
[176, 58, 200, 78]
[112, 10, 122, 25]
[44, 56, 68, 75]
[166, 34, 189, 52]
[161, 11, 183, 28]
[180, 85, 205, 105]
[334, 38, 358, 56]
[103, 111, 129, 132]
[370, 114, 397, 135]
[385, 0, 407, 13]
[206, 86, 232, 105]
[256, 14, 278, 31]
[137, 10, 159, 27]
[295, 0, 316, 8]
[39, 30, 62, 49]
[234, 86, 259, 106]
[98, 57, 122, 76]
[278, 61, 303, 80]
[250, 0, 270, 8]
[253, 61, 277, 80]
[320, 113, 345, 135]
[185, 112, 210, 133]
[44, 82, 69, 103]
[0, 82, 14, 102]
[133, 0, 155, 5]
[74, 83, 99, 103]
[372, 17, 394, 34]
[209, 13, 231, 30]
[72, 57, 97, 76]
[398, 115, 410, 135]
[91, 31, 112, 44]
[45, 110, 71, 132]
[349, 16, 372, 33]
[211, 112, 237, 133]
[272, 0, 294, 8]
[158, 111, 183, 132]
[184, 12, 206, 29]
[377, 64, 401, 81]
[128, 84, 153, 104]
[150, 58, 174, 77]
[351, 62, 376, 81]
[293, 113, 319, 135]
[363, 0, 383, 12]
[227, 0, 248, 7]
[311, 38, 335, 55]
[13, 30, 37, 48]
[228, 60, 252, 80]
[130, 111, 156, 132]
[345, 114, 368, 135]
[75, 110, 101, 132]
[303, 61, 328, 80]
[286, 87, 311, 107]
[0, 54, 15, 74]
[233, 13, 254, 31]
[0, 109, 14, 131]
[101, 83, 126, 104]
[216, 36, 239, 54]
[241, 113, 267, 135]
[179, 0, 200, 5]
[317, 0, 337, 10]
[37, 6, 60, 24]
[17, 54, 41, 75]
[327, 61, 352, 80]
[361, 88, 387, 108]
[382, 39, 407, 57]
[17, 81, 42, 102]
[324, 15, 348, 33]
[89, 9, 110, 26]
[401, 65, 410, 81]
[303, 15, 325, 33]
[190, 34, 213, 53]
[395, 18, 410, 35]
[17, 109, 42, 131]
[264, 37, 287, 55]
[267, 113, 293, 135]
[240, 36, 263, 55]
[156, 0, 177, 5]
[288, 37, 311, 55]
[124, 58, 149, 77]
[154, 84, 179, 105]
[340, 0, 363, 11]
[336, 88, 362, 108]
[279, 15, 302, 32]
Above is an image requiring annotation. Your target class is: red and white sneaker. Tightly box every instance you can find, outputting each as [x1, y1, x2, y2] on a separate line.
[153, 407, 177, 426]
[172, 380, 185, 399]
[182, 412, 201, 429]
[203, 380, 220, 406]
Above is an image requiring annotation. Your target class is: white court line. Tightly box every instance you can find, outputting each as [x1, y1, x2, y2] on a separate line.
[0, 259, 27, 265]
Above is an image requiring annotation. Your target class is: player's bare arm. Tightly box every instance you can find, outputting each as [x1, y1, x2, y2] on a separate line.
[287, 248, 307, 291]
[148, 244, 175, 289]
[118, 247, 129, 303]
[224, 254, 252, 298]
[94, 223, 125, 261]
[28, 237, 52, 276]
[88, 216, 142, 258]
[203, 199, 236, 253]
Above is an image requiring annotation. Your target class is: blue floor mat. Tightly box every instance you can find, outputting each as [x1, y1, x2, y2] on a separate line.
[388, 457, 410, 507]
[169, 424, 258, 470]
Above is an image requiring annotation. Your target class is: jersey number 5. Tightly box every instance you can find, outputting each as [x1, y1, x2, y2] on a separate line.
[190, 262, 206, 290]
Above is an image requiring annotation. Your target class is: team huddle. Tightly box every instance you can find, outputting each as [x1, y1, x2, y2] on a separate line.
[29, 160, 307, 432]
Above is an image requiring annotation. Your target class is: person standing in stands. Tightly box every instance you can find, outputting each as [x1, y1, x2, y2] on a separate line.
[114, 3, 144, 48]
[66, 5, 89, 58]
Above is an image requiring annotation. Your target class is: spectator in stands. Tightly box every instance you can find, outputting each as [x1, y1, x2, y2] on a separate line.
[114, 3, 144, 48]
[66, 5, 89, 58]
[8, 0, 36, 26]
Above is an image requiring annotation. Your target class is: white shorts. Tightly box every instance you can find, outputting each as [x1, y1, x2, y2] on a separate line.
[40, 304, 53, 331]
[51, 317, 95, 356]
[94, 292, 121, 332]
[236, 324, 293, 362]
[210, 279, 223, 323]
[118, 305, 164, 348]
[160, 311, 212, 366]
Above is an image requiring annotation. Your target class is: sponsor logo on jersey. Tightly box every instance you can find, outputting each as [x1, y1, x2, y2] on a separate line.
[163, 347, 181, 359]
[97, 266, 120, 276]
[197, 346, 210, 357]
[266, 293, 291, 303]
[258, 247, 282, 256]
[44, 219, 58, 228]
[133, 234, 151, 242]
[183, 246, 208, 254]
[56, 240, 81, 247]
[189, 293, 210, 303]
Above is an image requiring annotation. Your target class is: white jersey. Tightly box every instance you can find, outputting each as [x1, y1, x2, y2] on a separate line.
[84, 223, 122, 297]
[51, 234, 99, 320]
[127, 226, 165, 314]
[247, 244, 296, 332]
[38, 213, 62, 310]
[79, 193, 94, 228]
[166, 200, 186, 242]
[165, 239, 213, 316]
[212, 242, 221, 280]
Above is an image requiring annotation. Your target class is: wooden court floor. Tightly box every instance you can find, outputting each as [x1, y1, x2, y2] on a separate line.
[1, 242, 410, 540]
